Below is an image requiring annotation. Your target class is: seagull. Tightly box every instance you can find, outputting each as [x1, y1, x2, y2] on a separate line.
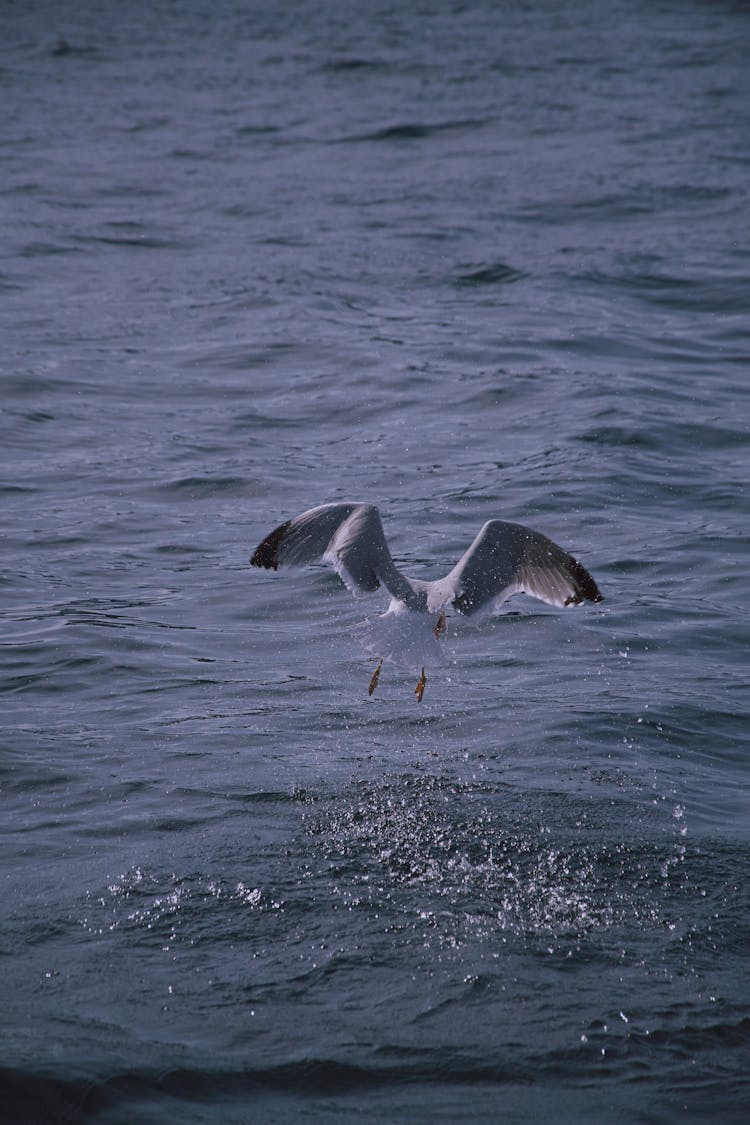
[250, 502, 603, 700]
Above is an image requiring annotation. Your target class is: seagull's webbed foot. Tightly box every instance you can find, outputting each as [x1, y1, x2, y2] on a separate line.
[414, 667, 426, 702]
[368, 658, 384, 697]
[434, 610, 447, 639]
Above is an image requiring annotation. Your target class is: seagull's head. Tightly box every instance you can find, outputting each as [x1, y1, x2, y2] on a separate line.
[394, 584, 429, 615]
[387, 588, 447, 640]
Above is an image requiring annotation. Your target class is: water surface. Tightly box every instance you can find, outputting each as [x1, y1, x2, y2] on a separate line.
[2, 1, 749, 1121]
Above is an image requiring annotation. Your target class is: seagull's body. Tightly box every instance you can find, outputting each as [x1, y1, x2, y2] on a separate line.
[250, 502, 603, 699]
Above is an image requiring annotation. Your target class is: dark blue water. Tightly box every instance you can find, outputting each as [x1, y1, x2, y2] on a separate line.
[2, 1, 749, 1121]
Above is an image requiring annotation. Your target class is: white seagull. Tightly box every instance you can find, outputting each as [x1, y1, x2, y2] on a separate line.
[250, 502, 603, 700]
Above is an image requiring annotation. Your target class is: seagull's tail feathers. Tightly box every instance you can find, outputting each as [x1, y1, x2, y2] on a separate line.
[357, 605, 446, 674]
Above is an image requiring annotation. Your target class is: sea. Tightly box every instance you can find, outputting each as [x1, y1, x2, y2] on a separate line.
[2, 1, 749, 1121]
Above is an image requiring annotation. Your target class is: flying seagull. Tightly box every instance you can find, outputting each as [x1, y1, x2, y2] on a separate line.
[250, 503, 603, 700]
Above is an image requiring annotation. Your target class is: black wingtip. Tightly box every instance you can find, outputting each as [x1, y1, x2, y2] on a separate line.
[565, 556, 603, 605]
[250, 519, 291, 570]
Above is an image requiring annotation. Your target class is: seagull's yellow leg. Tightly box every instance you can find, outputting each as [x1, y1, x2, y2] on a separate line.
[368, 658, 383, 697]
[415, 667, 426, 702]
[434, 609, 446, 639]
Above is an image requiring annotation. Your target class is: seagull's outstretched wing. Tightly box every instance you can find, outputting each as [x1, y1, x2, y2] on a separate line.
[250, 503, 403, 597]
[434, 520, 603, 616]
